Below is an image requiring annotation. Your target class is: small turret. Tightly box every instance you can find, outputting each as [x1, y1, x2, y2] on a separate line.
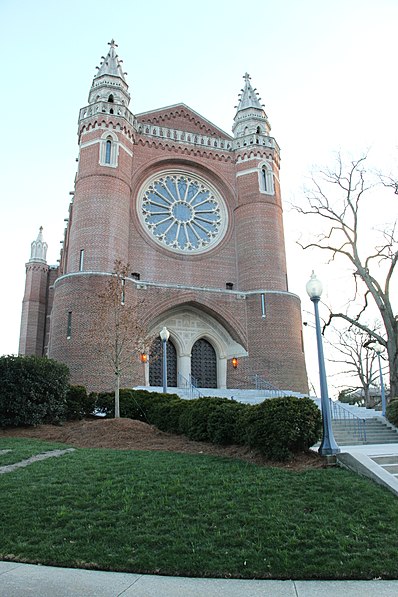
[88, 39, 131, 107]
[29, 227, 48, 263]
[232, 73, 271, 138]
[19, 228, 50, 356]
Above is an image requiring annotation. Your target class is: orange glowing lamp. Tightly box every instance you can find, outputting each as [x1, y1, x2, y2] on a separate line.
[232, 357, 238, 369]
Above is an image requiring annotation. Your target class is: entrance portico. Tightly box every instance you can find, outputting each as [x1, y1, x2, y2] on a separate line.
[146, 307, 247, 389]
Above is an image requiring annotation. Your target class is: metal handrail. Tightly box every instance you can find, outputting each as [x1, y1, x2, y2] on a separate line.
[330, 400, 367, 442]
[250, 374, 289, 398]
[177, 373, 203, 399]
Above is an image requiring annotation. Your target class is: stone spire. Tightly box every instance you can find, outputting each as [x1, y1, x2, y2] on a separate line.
[232, 73, 271, 138]
[88, 40, 130, 107]
[29, 227, 48, 263]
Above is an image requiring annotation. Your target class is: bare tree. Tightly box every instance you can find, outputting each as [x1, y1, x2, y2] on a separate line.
[295, 154, 398, 397]
[97, 261, 151, 417]
[327, 324, 382, 407]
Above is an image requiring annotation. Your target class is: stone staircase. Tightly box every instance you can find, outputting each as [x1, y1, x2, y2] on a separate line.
[331, 418, 398, 446]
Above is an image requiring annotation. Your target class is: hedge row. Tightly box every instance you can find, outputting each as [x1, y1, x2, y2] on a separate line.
[0, 355, 70, 426]
[95, 389, 322, 461]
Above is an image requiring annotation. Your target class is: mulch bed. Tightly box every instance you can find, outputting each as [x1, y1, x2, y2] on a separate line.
[0, 417, 326, 471]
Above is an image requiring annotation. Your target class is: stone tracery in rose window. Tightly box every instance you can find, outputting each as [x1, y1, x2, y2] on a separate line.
[140, 173, 227, 253]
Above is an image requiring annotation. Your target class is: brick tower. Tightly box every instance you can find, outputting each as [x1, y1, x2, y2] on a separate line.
[19, 228, 51, 356]
[19, 41, 308, 393]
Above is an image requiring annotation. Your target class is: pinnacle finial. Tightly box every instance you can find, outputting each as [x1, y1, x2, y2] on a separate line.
[88, 41, 131, 107]
[232, 73, 270, 138]
[29, 227, 48, 262]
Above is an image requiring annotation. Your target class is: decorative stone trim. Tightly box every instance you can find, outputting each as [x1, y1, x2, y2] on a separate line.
[136, 122, 233, 151]
[53, 271, 300, 301]
[79, 102, 134, 125]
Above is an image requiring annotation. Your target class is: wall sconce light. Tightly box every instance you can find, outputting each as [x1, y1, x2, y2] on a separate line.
[140, 353, 148, 363]
[232, 357, 238, 369]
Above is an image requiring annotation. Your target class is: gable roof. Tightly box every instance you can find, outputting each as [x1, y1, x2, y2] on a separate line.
[136, 103, 232, 140]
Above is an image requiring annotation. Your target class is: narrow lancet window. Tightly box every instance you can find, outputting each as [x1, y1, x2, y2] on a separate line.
[259, 164, 274, 195]
[261, 167, 268, 192]
[67, 311, 72, 339]
[121, 278, 126, 305]
[79, 249, 84, 271]
[105, 139, 112, 164]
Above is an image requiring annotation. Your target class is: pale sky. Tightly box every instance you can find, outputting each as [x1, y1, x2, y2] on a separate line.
[1, 0, 397, 395]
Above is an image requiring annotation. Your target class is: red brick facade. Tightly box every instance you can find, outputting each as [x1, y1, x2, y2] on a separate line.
[19, 43, 308, 393]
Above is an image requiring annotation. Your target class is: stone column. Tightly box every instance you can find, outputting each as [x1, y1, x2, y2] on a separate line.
[178, 353, 191, 386]
[218, 356, 227, 389]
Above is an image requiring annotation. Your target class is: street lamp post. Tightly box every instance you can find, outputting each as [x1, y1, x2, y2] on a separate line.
[373, 342, 386, 417]
[159, 326, 170, 393]
[306, 271, 340, 456]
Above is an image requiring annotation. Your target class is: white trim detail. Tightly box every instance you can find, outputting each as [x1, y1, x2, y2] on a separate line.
[99, 131, 119, 167]
[258, 161, 275, 195]
[236, 167, 259, 177]
[80, 137, 133, 158]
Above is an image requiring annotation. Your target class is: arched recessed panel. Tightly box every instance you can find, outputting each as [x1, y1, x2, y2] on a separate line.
[149, 337, 177, 387]
[191, 338, 217, 388]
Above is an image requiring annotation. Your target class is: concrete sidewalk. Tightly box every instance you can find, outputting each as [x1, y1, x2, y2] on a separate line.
[1, 562, 398, 597]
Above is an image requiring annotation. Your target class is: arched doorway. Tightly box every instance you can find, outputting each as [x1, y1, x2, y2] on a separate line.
[149, 337, 177, 387]
[191, 338, 217, 388]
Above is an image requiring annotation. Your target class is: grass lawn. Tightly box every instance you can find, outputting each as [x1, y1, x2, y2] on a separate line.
[0, 438, 69, 466]
[1, 437, 398, 580]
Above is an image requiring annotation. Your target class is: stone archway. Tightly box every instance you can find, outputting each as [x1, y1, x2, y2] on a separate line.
[147, 306, 247, 389]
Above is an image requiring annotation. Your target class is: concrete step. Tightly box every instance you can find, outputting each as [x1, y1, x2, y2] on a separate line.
[372, 455, 398, 465]
[381, 464, 398, 474]
[328, 418, 398, 446]
[333, 430, 398, 438]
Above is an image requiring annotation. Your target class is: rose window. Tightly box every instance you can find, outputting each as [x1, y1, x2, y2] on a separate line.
[139, 173, 227, 253]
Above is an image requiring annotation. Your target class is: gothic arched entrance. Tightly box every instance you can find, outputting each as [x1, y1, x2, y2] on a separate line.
[191, 338, 217, 388]
[149, 337, 177, 387]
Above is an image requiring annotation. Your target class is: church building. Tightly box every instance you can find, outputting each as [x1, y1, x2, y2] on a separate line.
[19, 40, 308, 394]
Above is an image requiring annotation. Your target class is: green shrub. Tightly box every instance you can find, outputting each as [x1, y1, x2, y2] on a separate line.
[150, 398, 191, 434]
[0, 355, 69, 427]
[95, 391, 114, 417]
[386, 399, 398, 427]
[179, 396, 234, 442]
[95, 388, 180, 423]
[134, 390, 180, 422]
[95, 389, 146, 419]
[66, 385, 95, 420]
[207, 401, 248, 445]
[246, 396, 322, 461]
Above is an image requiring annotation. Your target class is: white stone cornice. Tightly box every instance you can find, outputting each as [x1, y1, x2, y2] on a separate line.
[54, 271, 300, 300]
